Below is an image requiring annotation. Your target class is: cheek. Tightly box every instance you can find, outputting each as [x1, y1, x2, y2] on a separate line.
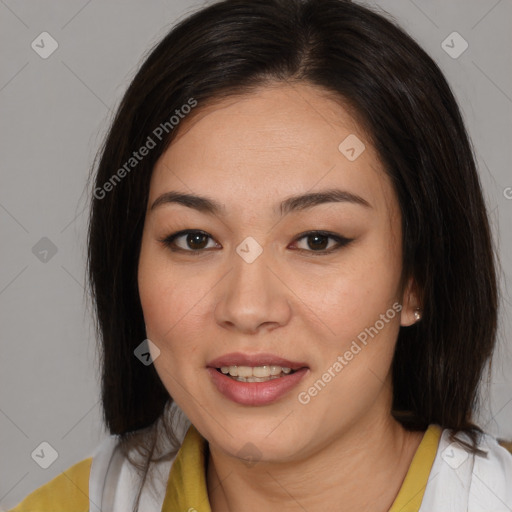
[137, 243, 214, 361]
[137, 248, 207, 401]
[298, 241, 402, 344]
[138, 239, 180, 346]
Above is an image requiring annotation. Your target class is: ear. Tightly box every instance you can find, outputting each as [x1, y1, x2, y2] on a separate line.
[399, 276, 422, 327]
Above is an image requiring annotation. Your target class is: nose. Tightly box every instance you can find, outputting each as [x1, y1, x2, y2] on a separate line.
[214, 246, 292, 335]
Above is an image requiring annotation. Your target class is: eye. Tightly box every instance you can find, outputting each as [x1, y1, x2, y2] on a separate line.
[291, 231, 353, 254]
[159, 230, 219, 253]
[159, 229, 353, 255]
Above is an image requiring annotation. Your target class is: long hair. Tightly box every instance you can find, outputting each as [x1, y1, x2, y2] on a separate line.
[87, 0, 498, 508]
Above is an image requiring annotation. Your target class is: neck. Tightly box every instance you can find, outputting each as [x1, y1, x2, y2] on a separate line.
[206, 409, 424, 512]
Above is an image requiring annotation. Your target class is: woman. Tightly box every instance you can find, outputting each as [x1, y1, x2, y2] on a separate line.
[10, 0, 512, 511]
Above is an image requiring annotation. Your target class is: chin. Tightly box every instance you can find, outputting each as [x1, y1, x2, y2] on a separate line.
[206, 417, 311, 463]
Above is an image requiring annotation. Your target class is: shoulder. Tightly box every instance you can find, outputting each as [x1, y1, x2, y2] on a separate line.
[498, 438, 512, 455]
[470, 430, 512, 504]
[420, 427, 512, 511]
[8, 457, 92, 512]
[7, 435, 119, 512]
[9, 402, 190, 512]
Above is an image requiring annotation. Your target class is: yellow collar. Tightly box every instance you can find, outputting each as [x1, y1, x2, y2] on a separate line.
[162, 423, 442, 512]
[162, 423, 211, 512]
[389, 424, 442, 511]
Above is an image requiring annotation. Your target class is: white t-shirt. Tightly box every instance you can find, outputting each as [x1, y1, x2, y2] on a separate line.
[88, 403, 512, 512]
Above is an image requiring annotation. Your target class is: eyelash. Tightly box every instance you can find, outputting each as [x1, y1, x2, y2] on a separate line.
[158, 229, 353, 256]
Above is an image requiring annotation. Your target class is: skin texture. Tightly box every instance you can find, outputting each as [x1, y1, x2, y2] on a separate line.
[138, 82, 423, 511]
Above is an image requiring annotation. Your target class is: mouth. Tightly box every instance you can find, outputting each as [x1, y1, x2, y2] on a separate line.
[215, 365, 300, 383]
[207, 352, 308, 381]
[206, 353, 309, 406]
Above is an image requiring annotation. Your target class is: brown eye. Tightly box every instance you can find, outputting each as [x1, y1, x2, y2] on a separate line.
[292, 231, 353, 254]
[184, 232, 210, 250]
[305, 233, 329, 250]
[160, 230, 218, 253]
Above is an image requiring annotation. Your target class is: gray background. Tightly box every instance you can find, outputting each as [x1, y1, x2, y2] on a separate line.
[0, 0, 511, 508]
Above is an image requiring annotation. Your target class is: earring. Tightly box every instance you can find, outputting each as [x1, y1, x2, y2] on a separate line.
[414, 308, 421, 321]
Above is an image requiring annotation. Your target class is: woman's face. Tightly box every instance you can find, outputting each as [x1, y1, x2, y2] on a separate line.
[138, 82, 419, 462]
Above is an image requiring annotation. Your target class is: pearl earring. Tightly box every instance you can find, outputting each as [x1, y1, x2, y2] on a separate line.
[414, 308, 421, 321]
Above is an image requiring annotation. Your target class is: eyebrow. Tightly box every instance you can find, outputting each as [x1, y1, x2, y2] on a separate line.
[150, 188, 372, 216]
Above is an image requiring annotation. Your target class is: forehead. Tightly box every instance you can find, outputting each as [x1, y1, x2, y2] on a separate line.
[150, 83, 397, 219]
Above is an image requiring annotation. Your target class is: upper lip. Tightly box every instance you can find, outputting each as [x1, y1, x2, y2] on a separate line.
[207, 352, 308, 370]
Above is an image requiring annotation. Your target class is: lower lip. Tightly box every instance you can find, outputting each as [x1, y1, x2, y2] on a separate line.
[207, 367, 309, 406]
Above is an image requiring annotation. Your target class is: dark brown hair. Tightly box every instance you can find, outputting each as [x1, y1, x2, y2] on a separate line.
[87, 0, 498, 508]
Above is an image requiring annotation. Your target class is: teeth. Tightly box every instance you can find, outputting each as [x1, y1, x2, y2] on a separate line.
[234, 375, 282, 382]
[237, 366, 253, 378]
[270, 365, 282, 376]
[218, 365, 297, 379]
